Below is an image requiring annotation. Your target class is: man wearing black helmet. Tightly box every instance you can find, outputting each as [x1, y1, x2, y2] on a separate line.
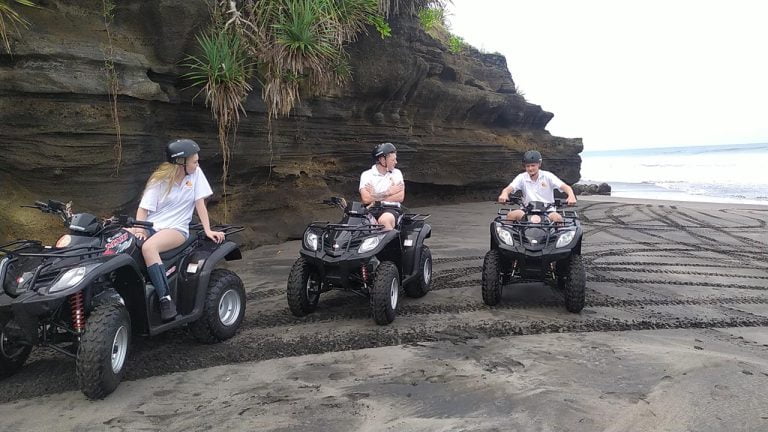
[497, 150, 577, 223]
[129, 139, 225, 321]
[359, 142, 405, 230]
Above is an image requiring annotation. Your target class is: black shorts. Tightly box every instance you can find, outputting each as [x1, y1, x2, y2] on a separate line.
[371, 206, 403, 221]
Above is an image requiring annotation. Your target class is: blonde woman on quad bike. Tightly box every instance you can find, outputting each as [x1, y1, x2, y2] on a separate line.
[129, 139, 224, 321]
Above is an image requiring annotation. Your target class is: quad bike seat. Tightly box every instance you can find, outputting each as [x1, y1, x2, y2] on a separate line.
[159, 235, 198, 261]
[136, 234, 197, 261]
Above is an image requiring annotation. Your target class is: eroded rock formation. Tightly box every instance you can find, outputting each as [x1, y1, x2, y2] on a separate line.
[0, 1, 582, 245]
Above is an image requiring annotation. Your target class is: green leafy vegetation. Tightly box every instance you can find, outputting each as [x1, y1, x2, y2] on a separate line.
[448, 33, 464, 54]
[180, 0, 446, 203]
[183, 6, 254, 218]
[369, 14, 391, 38]
[418, 6, 445, 37]
[414, 3, 471, 55]
[0, 0, 37, 53]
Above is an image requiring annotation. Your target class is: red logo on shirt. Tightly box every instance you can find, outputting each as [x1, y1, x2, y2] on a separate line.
[185, 180, 193, 188]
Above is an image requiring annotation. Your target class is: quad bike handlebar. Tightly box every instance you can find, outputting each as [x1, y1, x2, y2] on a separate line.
[499, 195, 574, 208]
[322, 196, 403, 214]
[21, 199, 73, 223]
[323, 196, 348, 211]
[22, 199, 155, 235]
[106, 215, 153, 229]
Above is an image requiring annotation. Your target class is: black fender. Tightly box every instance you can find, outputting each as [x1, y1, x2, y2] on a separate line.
[65, 255, 144, 331]
[51, 254, 144, 299]
[194, 241, 240, 315]
[402, 223, 432, 279]
[224, 247, 242, 261]
[91, 288, 125, 308]
[490, 221, 500, 250]
[374, 230, 403, 266]
[147, 241, 240, 336]
[572, 237, 583, 255]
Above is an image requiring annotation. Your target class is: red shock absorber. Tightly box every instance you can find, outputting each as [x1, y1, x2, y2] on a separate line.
[361, 264, 369, 285]
[69, 291, 85, 333]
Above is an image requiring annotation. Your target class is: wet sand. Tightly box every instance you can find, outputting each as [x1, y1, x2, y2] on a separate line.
[1, 197, 767, 431]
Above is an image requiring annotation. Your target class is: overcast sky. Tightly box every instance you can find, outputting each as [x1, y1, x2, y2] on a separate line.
[445, 0, 768, 151]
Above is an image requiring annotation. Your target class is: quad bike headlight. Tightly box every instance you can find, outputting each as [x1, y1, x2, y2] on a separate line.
[304, 231, 319, 251]
[48, 264, 99, 293]
[496, 226, 515, 246]
[556, 230, 576, 248]
[358, 234, 385, 254]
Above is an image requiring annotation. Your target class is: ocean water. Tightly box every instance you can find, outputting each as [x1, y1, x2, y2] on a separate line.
[580, 143, 768, 205]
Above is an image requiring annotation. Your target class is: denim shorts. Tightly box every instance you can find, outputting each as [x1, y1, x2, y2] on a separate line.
[147, 227, 189, 240]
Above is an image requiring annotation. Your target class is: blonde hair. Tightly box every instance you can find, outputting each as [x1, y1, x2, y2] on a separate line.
[145, 162, 180, 200]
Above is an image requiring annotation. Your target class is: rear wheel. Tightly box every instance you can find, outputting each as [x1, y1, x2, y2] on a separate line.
[190, 269, 246, 343]
[370, 261, 400, 325]
[287, 257, 321, 317]
[563, 254, 586, 313]
[481, 250, 503, 306]
[76, 304, 130, 399]
[0, 323, 31, 378]
[405, 246, 432, 298]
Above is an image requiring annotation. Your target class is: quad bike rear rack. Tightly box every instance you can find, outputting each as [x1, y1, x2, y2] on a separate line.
[402, 213, 431, 222]
[189, 223, 245, 237]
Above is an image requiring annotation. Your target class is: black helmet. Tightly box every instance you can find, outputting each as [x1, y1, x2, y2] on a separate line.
[371, 142, 397, 160]
[166, 139, 200, 164]
[522, 150, 542, 164]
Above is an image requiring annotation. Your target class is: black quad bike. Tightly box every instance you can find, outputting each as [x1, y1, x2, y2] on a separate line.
[0, 200, 246, 399]
[482, 196, 586, 312]
[287, 197, 432, 325]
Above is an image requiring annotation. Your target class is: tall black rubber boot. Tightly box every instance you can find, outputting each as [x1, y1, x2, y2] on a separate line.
[147, 263, 177, 321]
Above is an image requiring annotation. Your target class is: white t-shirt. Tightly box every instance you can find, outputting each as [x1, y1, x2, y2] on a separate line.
[359, 165, 404, 207]
[508, 170, 565, 205]
[139, 168, 213, 235]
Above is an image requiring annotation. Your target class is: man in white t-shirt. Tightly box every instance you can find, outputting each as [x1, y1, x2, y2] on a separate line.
[497, 150, 577, 223]
[359, 142, 405, 230]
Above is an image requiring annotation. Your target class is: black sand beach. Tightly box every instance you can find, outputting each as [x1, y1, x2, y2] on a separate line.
[1, 196, 767, 431]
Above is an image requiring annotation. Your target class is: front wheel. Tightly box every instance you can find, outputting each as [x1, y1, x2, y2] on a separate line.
[287, 257, 321, 317]
[370, 261, 400, 325]
[481, 250, 503, 306]
[76, 304, 131, 399]
[190, 269, 246, 343]
[405, 246, 432, 298]
[0, 323, 32, 379]
[563, 254, 586, 313]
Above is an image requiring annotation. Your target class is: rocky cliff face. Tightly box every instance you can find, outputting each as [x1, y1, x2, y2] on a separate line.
[0, 0, 582, 245]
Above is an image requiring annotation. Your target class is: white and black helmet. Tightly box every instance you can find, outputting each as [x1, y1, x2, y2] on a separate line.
[372, 142, 397, 160]
[522, 150, 542, 164]
[166, 139, 200, 164]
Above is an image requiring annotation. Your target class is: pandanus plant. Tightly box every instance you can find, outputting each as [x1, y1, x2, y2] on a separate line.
[0, 0, 38, 53]
[182, 0, 446, 217]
